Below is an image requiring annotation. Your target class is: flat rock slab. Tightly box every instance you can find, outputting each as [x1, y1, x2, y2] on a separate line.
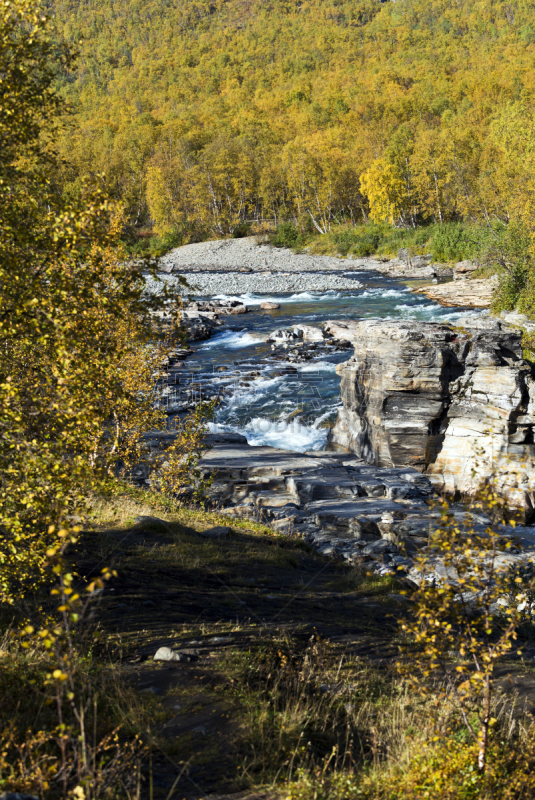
[200, 436, 436, 561]
[201, 442, 349, 478]
[305, 497, 429, 520]
[199, 435, 535, 577]
[413, 276, 498, 307]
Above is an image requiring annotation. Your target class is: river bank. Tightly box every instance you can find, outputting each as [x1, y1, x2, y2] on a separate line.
[154, 237, 497, 306]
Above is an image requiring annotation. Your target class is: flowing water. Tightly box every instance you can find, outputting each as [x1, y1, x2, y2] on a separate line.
[181, 271, 474, 452]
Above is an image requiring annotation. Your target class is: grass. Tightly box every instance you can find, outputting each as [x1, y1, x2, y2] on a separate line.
[72, 485, 413, 797]
[4, 483, 535, 799]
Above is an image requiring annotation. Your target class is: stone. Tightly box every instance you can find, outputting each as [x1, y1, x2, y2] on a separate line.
[181, 315, 219, 342]
[225, 305, 248, 315]
[154, 647, 199, 662]
[325, 317, 535, 519]
[270, 517, 296, 533]
[413, 275, 498, 308]
[293, 324, 327, 342]
[178, 298, 249, 341]
[260, 301, 280, 309]
[368, 259, 438, 279]
[454, 259, 479, 279]
[199, 525, 231, 539]
[411, 255, 432, 269]
[501, 310, 535, 335]
[154, 646, 182, 661]
[359, 251, 447, 279]
[267, 328, 303, 343]
[362, 539, 399, 555]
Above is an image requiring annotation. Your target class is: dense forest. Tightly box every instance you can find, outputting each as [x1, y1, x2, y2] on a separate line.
[47, 0, 535, 241]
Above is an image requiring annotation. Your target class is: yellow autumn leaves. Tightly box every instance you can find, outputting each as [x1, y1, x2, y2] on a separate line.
[0, 0, 194, 606]
[47, 0, 535, 237]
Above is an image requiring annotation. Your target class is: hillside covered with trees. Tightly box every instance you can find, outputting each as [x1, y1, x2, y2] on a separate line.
[49, 0, 535, 243]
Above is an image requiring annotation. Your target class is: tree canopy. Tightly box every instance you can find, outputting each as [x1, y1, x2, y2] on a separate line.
[46, 0, 535, 236]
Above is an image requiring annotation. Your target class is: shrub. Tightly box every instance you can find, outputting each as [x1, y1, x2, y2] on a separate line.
[331, 228, 375, 256]
[431, 222, 477, 262]
[231, 221, 253, 238]
[271, 221, 303, 249]
[476, 221, 535, 315]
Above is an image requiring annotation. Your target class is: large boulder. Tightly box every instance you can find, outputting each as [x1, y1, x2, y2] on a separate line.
[294, 324, 327, 342]
[267, 328, 303, 343]
[325, 316, 535, 519]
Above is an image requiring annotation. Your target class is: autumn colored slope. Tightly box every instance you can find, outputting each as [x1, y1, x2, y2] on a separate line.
[50, 0, 535, 237]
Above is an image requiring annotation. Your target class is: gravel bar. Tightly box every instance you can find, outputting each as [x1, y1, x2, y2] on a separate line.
[159, 236, 380, 275]
[148, 271, 364, 296]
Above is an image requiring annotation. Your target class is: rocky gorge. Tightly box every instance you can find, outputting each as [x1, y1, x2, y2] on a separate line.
[150, 238, 535, 583]
[325, 314, 535, 517]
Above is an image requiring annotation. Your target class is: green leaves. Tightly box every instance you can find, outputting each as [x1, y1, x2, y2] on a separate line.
[401, 486, 533, 773]
[0, 2, 181, 604]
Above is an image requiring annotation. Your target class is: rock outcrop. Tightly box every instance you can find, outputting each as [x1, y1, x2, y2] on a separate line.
[326, 316, 535, 519]
[267, 324, 329, 344]
[413, 275, 498, 307]
[200, 432, 436, 568]
[266, 325, 351, 362]
[369, 257, 454, 280]
[198, 432, 535, 576]
[180, 299, 248, 341]
[454, 260, 479, 280]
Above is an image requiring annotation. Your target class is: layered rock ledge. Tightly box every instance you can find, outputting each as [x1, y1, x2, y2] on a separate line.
[326, 315, 535, 519]
[198, 432, 535, 580]
[413, 275, 498, 308]
[200, 432, 436, 569]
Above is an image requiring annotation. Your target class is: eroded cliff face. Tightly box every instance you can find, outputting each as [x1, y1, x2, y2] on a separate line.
[326, 316, 535, 519]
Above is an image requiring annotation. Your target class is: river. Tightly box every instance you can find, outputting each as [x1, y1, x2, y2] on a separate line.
[176, 269, 472, 452]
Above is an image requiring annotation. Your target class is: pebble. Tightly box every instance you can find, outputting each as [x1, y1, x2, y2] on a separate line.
[149, 271, 364, 296]
[158, 236, 367, 274]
